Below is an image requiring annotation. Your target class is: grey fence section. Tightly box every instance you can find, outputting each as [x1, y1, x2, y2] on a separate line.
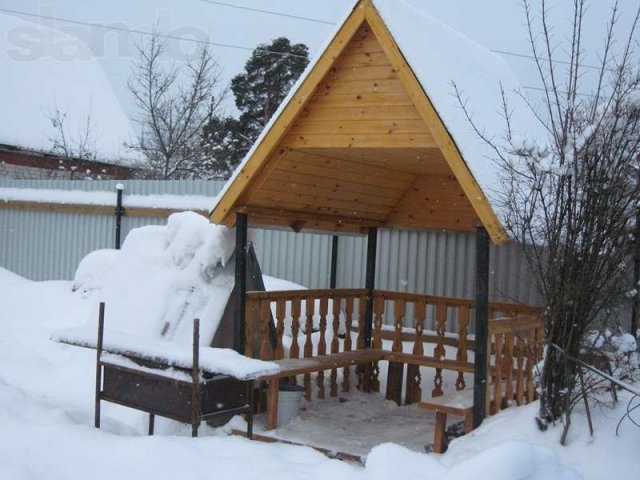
[0, 179, 225, 280]
[0, 180, 538, 306]
[254, 228, 538, 306]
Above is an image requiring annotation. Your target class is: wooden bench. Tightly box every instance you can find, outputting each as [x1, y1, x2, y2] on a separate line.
[258, 349, 386, 429]
[418, 389, 475, 453]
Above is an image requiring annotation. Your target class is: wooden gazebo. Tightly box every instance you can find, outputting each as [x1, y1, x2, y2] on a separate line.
[209, 0, 542, 437]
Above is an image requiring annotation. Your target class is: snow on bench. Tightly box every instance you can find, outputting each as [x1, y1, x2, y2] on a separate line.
[52, 327, 280, 380]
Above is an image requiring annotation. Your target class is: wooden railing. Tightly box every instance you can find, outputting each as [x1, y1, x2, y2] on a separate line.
[245, 289, 369, 399]
[245, 288, 544, 409]
[488, 315, 544, 412]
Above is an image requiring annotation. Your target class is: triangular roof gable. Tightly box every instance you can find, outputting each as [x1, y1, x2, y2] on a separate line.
[210, 0, 509, 244]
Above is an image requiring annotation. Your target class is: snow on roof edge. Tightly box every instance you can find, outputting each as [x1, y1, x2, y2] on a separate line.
[212, 0, 544, 234]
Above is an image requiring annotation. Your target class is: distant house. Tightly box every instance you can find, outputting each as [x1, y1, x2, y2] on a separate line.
[0, 13, 140, 177]
[0, 143, 140, 180]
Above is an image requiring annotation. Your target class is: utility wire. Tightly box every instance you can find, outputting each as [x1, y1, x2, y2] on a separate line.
[0, 6, 308, 59]
[0, 5, 613, 92]
[198, 1, 612, 72]
[199, 0, 334, 25]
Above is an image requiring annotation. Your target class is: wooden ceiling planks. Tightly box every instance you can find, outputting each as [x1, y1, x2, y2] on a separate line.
[209, 0, 507, 243]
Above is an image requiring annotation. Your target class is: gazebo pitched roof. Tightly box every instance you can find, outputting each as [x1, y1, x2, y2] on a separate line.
[210, 0, 537, 245]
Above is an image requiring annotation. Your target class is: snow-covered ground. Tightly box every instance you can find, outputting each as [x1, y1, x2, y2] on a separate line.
[0, 216, 638, 479]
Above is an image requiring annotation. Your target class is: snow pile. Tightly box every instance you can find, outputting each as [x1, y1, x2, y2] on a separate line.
[0, 13, 137, 163]
[586, 329, 639, 381]
[71, 211, 236, 345]
[53, 327, 280, 379]
[366, 440, 580, 480]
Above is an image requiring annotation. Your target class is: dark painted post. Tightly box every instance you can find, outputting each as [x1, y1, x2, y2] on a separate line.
[234, 212, 248, 354]
[361, 227, 378, 393]
[114, 183, 124, 249]
[330, 235, 339, 289]
[94, 302, 105, 429]
[473, 226, 490, 428]
[364, 227, 377, 348]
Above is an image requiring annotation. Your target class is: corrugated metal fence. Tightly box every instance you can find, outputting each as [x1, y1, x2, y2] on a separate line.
[0, 179, 539, 305]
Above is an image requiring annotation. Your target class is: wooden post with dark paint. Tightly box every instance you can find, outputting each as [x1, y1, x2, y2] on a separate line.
[114, 184, 124, 250]
[234, 212, 248, 354]
[473, 226, 490, 428]
[330, 235, 339, 289]
[362, 227, 378, 393]
[364, 227, 377, 348]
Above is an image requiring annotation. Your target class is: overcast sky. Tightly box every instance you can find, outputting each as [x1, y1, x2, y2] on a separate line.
[2, 0, 639, 121]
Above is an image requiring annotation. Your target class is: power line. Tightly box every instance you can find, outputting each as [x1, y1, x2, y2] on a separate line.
[0, 6, 308, 59]
[491, 49, 611, 73]
[0, 5, 615, 80]
[522, 85, 598, 98]
[198, 1, 613, 73]
[199, 0, 334, 25]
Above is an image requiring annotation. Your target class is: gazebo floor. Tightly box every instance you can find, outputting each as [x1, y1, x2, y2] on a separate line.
[236, 390, 442, 462]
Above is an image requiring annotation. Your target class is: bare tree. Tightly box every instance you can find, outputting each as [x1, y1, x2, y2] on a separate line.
[49, 106, 97, 162]
[128, 33, 225, 179]
[458, 0, 640, 440]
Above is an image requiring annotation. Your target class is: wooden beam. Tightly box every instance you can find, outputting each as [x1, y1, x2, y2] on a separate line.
[473, 226, 490, 428]
[239, 207, 384, 228]
[228, 208, 379, 235]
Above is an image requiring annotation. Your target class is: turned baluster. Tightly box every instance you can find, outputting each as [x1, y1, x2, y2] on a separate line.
[432, 302, 447, 397]
[342, 297, 354, 392]
[304, 297, 315, 401]
[274, 299, 286, 360]
[317, 297, 328, 399]
[455, 305, 470, 391]
[330, 296, 341, 397]
[289, 298, 301, 385]
[259, 299, 272, 360]
[405, 299, 425, 404]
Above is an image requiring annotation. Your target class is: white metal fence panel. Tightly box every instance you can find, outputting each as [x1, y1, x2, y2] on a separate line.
[0, 180, 539, 305]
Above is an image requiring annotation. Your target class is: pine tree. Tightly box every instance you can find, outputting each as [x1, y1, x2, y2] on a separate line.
[203, 37, 309, 176]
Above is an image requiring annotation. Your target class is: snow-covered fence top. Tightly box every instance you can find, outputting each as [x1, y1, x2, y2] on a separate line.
[52, 327, 280, 380]
[0, 187, 215, 217]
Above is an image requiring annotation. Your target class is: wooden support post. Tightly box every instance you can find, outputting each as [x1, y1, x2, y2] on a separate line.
[266, 380, 279, 430]
[473, 226, 490, 429]
[94, 302, 105, 429]
[433, 412, 447, 454]
[148, 413, 155, 436]
[364, 227, 377, 348]
[114, 184, 124, 250]
[234, 212, 248, 354]
[362, 227, 377, 392]
[330, 235, 339, 289]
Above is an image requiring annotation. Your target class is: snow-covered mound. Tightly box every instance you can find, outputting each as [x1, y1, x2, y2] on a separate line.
[0, 13, 137, 163]
[71, 212, 236, 344]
